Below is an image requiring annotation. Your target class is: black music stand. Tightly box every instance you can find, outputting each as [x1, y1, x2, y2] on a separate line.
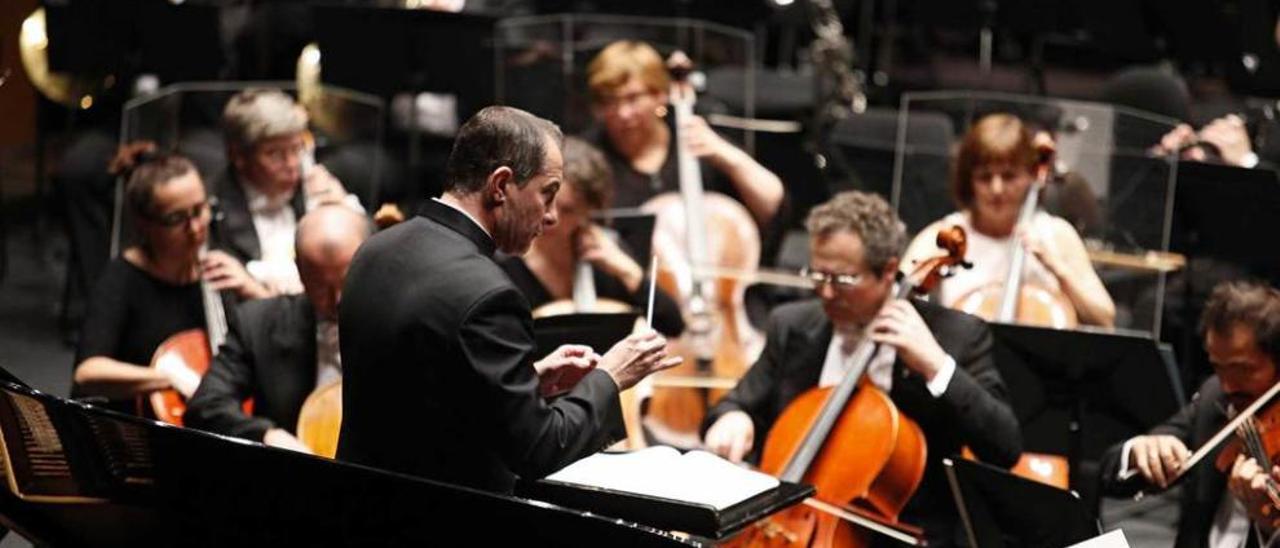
[592, 209, 657, 266]
[520, 477, 814, 540]
[1171, 162, 1280, 283]
[943, 457, 1101, 548]
[534, 313, 638, 359]
[1168, 162, 1280, 383]
[989, 323, 1184, 507]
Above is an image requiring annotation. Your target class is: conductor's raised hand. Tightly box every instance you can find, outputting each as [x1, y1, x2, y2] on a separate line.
[598, 329, 682, 391]
[533, 344, 599, 398]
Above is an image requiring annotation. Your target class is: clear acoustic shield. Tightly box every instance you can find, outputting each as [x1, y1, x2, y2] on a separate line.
[495, 14, 757, 154]
[894, 91, 1180, 336]
[115, 81, 384, 255]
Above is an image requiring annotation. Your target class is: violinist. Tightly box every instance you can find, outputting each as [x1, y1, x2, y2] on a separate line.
[701, 191, 1021, 545]
[73, 155, 256, 416]
[209, 88, 363, 297]
[584, 40, 785, 230]
[901, 113, 1116, 328]
[497, 136, 683, 337]
[186, 205, 369, 453]
[1100, 281, 1280, 548]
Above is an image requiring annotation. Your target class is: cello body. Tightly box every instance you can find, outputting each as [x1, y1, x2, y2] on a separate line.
[147, 329, 212, 426]
[641, 192, 763, 444]
[738, 383, 927, 547]
[952, 283, 1077, 329]
[297, 380, 343, 458]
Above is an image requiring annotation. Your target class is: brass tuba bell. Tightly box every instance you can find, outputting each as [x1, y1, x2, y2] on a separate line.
[18, 7, 115, 110]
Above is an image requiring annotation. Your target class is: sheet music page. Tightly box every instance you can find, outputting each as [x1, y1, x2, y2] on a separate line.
[1066, 529, 1130, 548]
[546, 447, 780, 510]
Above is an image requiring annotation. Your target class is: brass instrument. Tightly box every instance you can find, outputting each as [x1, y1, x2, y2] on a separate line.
[18, 8, 114, 110]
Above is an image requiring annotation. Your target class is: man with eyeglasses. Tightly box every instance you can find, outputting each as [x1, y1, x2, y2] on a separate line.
[700, 191, 1021, 546]
[208, 88, 362, 298]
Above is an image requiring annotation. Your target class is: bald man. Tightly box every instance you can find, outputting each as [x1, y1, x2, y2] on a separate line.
[187, 205, 370, 452]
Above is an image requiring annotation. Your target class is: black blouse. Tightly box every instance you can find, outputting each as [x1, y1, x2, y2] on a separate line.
[74, 258, 207, 414]
[497, 255, 685, 338]
[582, 124, 738, 210]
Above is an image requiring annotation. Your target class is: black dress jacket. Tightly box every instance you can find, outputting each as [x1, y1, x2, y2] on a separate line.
[207, 167, 306, 264]
[1099, 377, 1234, 548]
[336, 200, 624, 493]
[186, 295, 318, 442]
[702, 298, 1022, 545]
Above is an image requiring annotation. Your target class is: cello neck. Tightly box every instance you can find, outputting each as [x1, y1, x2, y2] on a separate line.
[778, 280, 913, 483]
[996, 175, 1045, 322]
[668, 53, 712, 302]
[197, 244, 228, 356]
[571, 259, 598, 311]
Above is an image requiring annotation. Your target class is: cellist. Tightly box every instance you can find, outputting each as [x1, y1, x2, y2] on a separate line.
[701, 191, 1021, 545]
[73, 153, 256, 416]
[583, 40, 785, 230]
[901, 113, 1116, 328]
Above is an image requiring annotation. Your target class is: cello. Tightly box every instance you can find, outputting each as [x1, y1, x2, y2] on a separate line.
[146, 244, 235, 425]
[732, 226, 971, 547]
[641, 51, 763, 447]
[952, 140, 1077, 329]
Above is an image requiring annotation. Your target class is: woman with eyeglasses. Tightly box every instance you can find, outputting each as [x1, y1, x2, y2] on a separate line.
[73, 154, 267, 415]
[901, 113, 1115, 328]
[583, 40, 785, 230]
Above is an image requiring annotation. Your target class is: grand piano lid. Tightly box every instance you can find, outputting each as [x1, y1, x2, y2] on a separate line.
[0, 366, 700, 546]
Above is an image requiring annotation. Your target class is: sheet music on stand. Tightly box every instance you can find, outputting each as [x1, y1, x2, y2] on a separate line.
[521, 447, 814, 539]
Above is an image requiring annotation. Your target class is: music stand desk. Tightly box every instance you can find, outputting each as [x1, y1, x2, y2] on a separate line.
[944, 457, 1101, 548]
[990, 323, 1185, 497]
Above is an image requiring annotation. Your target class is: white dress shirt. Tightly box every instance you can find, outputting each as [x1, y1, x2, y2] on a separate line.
[315, 320, 342, 389]
[243, 184, 302, 294]
[817, 326, 956, 396]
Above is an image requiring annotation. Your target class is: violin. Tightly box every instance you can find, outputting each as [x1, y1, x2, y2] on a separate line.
[952, 140, 1077, 329]
[731, 226, 970, 547]
[1165, 380, 1280, 495]
[641, 51, 763, 448]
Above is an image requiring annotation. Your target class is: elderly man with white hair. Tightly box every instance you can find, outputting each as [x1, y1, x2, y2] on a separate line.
[205, 88, 363, 299]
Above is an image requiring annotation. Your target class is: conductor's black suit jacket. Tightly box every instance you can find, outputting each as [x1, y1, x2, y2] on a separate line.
[186, 295, 317, 442]
[701, 299, 1022, 545]
[336, 200, 624, 493]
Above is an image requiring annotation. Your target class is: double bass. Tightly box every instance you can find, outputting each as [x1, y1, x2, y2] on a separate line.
[641, 51, 763, 446]
[733, 226, 971, 547]
[952, 141, 1076, 329]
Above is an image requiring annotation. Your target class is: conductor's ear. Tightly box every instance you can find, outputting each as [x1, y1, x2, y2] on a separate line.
[484, 166, 515, 208]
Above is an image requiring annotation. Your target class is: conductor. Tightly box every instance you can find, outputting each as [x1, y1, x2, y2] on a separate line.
[337, 106, 679, 493]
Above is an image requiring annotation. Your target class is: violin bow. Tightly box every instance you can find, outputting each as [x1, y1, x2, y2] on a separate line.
[1172, 379, 1280, 485]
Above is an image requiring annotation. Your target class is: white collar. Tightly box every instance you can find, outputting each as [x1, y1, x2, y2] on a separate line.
[432, 196, 491, 238]
[242, 181, 295, 214]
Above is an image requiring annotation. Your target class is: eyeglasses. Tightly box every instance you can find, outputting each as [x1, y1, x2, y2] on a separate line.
[146, 200, 211, 228]
[799, 267, 864, 289]
[595, 90, 657, 111]
[254, 140, 306, 166]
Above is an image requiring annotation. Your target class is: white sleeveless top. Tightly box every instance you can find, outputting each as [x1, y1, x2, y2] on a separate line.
[931, 210, 1063, 309]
